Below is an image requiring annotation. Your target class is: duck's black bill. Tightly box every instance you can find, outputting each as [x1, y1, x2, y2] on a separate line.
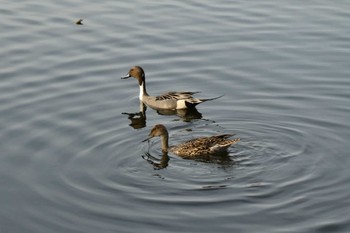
[142, 137, 151, 143]
[121, 74, 131, 79]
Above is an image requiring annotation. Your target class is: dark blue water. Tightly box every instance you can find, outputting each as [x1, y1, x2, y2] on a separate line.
[1, 1, 350, 232]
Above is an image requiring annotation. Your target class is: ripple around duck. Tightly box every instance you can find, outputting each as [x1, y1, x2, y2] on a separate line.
[116, 111, 342, 207]
[122, 116, 307, 190]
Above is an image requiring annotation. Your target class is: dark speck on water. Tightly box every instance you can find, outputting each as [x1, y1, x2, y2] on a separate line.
[75, 19, 83, 25]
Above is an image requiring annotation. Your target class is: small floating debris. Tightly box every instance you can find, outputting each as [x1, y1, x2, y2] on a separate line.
[75, 19, 83, 25]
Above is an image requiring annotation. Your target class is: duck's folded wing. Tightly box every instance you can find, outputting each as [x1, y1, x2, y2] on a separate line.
[155, 91, 200, 101]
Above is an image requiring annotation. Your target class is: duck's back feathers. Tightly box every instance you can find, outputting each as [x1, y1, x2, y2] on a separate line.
[154, 92, 223, 109]
[155, 91, 200, 101]
[170, 134, 240, 157]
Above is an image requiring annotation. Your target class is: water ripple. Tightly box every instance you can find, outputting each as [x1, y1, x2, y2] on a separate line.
[1, 0, 350, 233]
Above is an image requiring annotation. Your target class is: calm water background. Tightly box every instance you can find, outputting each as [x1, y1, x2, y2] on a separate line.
[1, 1, 350, 232]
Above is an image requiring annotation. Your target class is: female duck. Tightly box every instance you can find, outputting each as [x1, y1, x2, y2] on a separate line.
[122, 66, 222, 110]
[143, 124, 240, 158]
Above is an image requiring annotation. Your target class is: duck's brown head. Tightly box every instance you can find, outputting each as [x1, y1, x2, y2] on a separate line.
[121, 66, 145, 86]
[142, 124, 168, 142]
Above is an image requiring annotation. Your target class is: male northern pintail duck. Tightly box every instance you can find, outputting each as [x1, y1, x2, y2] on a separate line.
[143, 124, 240, 158]
[121, 66, 222, 110]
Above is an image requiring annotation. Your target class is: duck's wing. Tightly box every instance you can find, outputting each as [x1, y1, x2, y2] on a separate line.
[197, 134, 235, 145]
[170, 134, 239, 157]
[155, 91, 200, 101]
[181, 134, 234, 148]
[188, 134, 239, 151]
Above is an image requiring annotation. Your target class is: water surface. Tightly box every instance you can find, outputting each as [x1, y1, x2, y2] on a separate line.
[1, 1, 350, 232]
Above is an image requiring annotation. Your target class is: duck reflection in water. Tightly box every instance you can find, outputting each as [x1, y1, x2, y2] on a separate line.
[122, 101, 147, 129]
[142, 152, 170, 170]
[155, 106, 202, 121]
[142, 150, 235, 169]
[122, 101, 202, 129]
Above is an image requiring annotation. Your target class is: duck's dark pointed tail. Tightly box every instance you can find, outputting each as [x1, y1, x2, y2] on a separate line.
[199, 94, 224, 103]
[185, 94, 224, 108]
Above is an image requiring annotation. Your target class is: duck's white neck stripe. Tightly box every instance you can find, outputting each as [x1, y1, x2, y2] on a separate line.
[139, 83, 145, 100]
